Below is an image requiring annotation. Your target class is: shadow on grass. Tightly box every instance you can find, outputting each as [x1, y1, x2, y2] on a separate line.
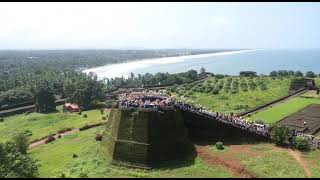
[152, 144, 197, 170]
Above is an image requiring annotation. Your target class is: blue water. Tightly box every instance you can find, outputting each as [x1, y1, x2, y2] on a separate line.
[85, 49, 320, 79]
[132, 49, 320, 76]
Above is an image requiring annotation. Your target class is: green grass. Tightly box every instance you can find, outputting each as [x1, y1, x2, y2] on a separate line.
[29, 126, 232, 178]
[242, 145, 306, 178]
[301, 149, 320, 177]
[208, 143, 310, 178]
[248, 96, 320, 124]
[0, 106, 107, 142]
[181, 77, 290, 114]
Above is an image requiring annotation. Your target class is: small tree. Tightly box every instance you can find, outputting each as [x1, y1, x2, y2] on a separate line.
[216, 142, 224, 150]
[293, 136, 310, 151]
[271, 125, 290, 146]
[306, 71, 316, 78]
[295, 71, 303, 77]
[12, 132, 29, 155]
[200, 67, 206, 75]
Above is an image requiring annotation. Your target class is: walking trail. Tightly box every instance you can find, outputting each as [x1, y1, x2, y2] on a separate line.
[288, 149, 312, 177]
[28, 129, 80, 149]
[195, 145, 257, 178]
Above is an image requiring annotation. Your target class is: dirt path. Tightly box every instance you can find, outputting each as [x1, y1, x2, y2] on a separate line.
[288, 149, 312, 177]
[28, 129, 80, 149]
[196, 145, 257, 178]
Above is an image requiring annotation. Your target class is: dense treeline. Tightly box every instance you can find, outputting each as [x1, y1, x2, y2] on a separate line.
[269, 70, 317, 78]
[105, 70, 203, 91]
[0, 49, 231, 75]
[0, 49, 223, 108]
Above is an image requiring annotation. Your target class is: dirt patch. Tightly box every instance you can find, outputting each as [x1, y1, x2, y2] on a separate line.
[196, 145, 257, 178]
[225, 145, 265, 157]
[278, 104, 320, 135]
[288, 149, 312, 177]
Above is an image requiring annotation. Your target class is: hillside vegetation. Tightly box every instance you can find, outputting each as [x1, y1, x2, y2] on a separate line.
[170, 76, 291, 114]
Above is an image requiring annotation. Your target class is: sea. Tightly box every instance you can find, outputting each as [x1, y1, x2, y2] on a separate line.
[83, 49, 320, 80]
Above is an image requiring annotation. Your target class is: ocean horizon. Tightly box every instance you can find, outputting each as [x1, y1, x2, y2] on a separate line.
[83, 48, 320, 80]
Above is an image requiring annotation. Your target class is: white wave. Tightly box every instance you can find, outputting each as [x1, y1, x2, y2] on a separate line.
[83, 49, 259, 80]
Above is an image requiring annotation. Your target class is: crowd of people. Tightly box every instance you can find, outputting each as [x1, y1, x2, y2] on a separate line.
[117, 89, 175, 109]
[175, 102, 270, 137]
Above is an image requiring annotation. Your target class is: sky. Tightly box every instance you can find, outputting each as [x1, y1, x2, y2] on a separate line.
[0, 2, 319, 49]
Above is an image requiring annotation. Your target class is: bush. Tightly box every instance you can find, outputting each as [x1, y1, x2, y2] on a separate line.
[95, 134, 103, 141]
[231, 90, 237, 94]
[0, 141, 39, 178]
[45, 135, 56, 144]
[293, 136, 310, 151]
[255, 120, 266, 125]
[216, 142, 224, 150]
[83, 114, 87, 118]
[23, 129, 33, 137]
[12, 132, 29, 155]
[78, 111, 82, 115]
[58, 135, 62, 139]
[58, 128, 72, 134]
[79, 172, 88, 178]
[0, 118, 4, 122]
[102, 117, 106, 120]
[73, 154, 78, 158]
[271, 125, 290, 145]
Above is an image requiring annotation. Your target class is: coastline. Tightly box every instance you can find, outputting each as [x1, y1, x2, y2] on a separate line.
[83, 49, 260, 80]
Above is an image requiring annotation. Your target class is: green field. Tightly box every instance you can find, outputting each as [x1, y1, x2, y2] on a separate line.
[173, 76, 291, 114]
[29, 126, 231, 178]
[30, 126, 320, 178]
[0, 106, 107, 142]
[248, 96, 320, 124]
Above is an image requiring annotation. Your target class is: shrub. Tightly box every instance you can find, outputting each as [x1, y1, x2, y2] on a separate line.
[79, 172, 88, 178]
[95, 134, 103, 141]
[102, 117, 106, 120]
[271, 125, 290, 145]
[58, 128, 72, 134]
[293, 136, 310, 151]
[12, 132, 29, 155]
[58, 135, 62, 139]
[78, 111, 82, 115]
[73, 154, 78, 158]
[45, 135, 56, 144]
[216, 142, 224, 150]
[0, 118, 4, 122]
[83, 114, 88, 118]
[255, 120, 266, 125]
[0, 141, 39, 178]
[231, 90, 237, 94]
[23, 129, 33, 137]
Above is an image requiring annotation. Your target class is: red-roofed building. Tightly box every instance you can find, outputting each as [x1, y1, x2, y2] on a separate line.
[63, 103, 80, 112]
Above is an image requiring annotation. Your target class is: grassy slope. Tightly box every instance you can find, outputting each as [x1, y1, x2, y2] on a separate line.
[208, 143, 320, 178]
[0, 106, 106, 142]
[248, 96, 320, 124]
[187, 77, 290, 114]
[29, 127, 231, 178]
[30, 127, 320, 178]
